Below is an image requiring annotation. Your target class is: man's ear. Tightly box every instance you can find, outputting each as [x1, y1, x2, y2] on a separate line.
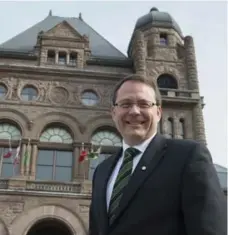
[111, 106, 115, 120]
[157, 106, 162, 121]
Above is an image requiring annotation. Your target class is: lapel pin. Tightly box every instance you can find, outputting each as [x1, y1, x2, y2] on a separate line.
[141, 166, 146, 171]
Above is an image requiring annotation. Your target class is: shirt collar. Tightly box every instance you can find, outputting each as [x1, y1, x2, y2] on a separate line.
[122, 132, 157, 154]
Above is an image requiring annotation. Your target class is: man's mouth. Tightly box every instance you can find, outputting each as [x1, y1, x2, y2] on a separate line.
[126, 121, 145, 125]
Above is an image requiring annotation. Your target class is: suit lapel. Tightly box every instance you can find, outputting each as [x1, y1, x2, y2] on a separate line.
[95, 148, 122, 233]
[111, 134, 167, 225]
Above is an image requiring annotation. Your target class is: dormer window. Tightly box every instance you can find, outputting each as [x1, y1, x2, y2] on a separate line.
[58, 52, 67, 65]
[160, 33, 168, 45]
[69, 52, 77, 66]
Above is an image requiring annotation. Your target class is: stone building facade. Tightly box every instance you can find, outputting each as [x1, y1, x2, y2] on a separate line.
[0, 7, 225, 235]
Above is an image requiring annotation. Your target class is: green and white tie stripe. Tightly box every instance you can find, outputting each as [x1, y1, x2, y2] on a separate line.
[108, 147, 140, 225]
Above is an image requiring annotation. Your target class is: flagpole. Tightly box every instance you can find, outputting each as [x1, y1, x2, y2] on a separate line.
[0, 148, 3, 176]
[8, 137, 15, 177]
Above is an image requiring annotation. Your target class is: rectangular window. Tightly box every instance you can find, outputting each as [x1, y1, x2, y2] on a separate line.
[88, 153, 112, 180]
[0, 147, 19, 178]
[47, 50, 55, 64]
[160, 33, 168, 45]
[58, 52, 67, 65]
[36, 150, 73, 182]
[69, 53, 77, 66]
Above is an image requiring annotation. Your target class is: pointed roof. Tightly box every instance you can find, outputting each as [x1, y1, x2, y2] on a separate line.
[0, 14, 126, 59]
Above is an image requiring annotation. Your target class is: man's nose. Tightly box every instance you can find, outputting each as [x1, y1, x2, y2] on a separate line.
[128, 104, 141, 114]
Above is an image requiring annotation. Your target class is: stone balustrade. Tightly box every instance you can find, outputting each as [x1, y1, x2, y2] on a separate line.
[0, 178, 92, 195]
[159, 88, 200, 99]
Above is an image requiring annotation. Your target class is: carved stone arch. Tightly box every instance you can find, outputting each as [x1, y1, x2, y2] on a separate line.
[85, 114, 117, 140]
[153, 66, 180, 88]
[0, 218, 9, 235]
[33, 112, 83, 140]
[156, 73, 178, 89]
[10, 204, 87, 235]
[0, 108, 27, 137]
[26, 217, 74, 235]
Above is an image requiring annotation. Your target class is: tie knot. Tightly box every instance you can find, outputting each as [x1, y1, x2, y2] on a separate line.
[124, 147, 140, 158]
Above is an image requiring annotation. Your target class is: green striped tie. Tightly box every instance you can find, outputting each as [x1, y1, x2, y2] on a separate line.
[108, 147, 140, 225]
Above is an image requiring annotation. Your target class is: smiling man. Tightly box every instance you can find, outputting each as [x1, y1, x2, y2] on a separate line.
[89, 74, 226, 235]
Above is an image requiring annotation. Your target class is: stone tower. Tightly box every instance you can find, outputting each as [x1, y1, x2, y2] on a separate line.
[128, 7, 206, 144]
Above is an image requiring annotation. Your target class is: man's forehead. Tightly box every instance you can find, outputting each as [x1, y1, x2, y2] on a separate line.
[116, 87, 156, 101]
[118, 80, 153, 91]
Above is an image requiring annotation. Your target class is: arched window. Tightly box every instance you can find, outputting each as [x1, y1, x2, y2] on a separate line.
[0, 123, 22, 178]
[157, 74, 178, 89]
[39, 127, 73, 144]
[36, 126, 73, 182]
[91, 130, 122, 147]
[89, 129, 122, 180]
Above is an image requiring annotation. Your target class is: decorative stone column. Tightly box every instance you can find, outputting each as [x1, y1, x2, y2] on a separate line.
[25, 142, 32, 176]
[30, 142, 38, 180]
[19, 143, 27, 176]
[55, 50, 59, 64]
[193, 102, 206, 145]
[184, 36, 199, 91]
[132, 30, 146, 75]
[185, 36, 206, 144]
[66, 52, 70, 65]
[173, 118, 179, 139]
[72, 144, 80, 181]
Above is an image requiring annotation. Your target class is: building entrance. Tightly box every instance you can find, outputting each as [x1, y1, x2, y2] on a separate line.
[27, 218, 72, 235]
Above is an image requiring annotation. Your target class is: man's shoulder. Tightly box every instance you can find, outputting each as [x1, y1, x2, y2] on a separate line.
[166, 137, 202, 149]
[164, 137, 208, 156]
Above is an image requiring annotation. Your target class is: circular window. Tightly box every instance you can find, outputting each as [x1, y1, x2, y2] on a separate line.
[81, 90, 99, 106]
[0, 84, 7, 99]
[21, 86, 38, 101]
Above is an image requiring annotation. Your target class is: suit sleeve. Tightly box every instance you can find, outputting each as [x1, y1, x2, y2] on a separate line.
[181, 142, 227, 235]
[89, 167, 99, 235]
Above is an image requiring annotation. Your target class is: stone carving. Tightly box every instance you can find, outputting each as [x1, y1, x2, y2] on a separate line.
[101, 86, 112, 107]
[2, 77, 21, 101]
[44, 21, 81, 39]
[79, 205, 89, 213]
[0, 202, 24, 224]
[0, 77, 115, 110]
[50, 86, 69, 104]
[26, 182, 81, 193]
[37, 82, 50, 102]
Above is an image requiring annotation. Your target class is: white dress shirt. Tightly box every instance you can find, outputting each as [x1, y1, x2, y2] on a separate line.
[106, 133, 156, 210]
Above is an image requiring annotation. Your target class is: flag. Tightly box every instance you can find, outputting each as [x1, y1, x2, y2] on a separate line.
[78, 143, 88, 163]
[87, 145, 101, 160]
[13, 141, 21, 165]
[3, 138, 12, 158]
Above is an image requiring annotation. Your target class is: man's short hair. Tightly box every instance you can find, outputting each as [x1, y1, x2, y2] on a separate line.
[112, 74, 162, 106]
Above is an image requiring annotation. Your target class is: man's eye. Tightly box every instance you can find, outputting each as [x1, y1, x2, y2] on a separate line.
[121, 103, 131, 108]
[138, 103, 150, 108]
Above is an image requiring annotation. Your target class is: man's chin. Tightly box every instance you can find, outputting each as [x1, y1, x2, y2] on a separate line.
[124, 130, 146, 141]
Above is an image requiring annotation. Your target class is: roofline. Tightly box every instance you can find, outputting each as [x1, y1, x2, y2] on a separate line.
[77, 16, 127, 58]
[0, 50, 133, 67]
[0, 50, 37, 60]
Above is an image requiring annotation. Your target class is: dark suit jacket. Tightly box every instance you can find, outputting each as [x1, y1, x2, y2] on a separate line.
[89, 134, 227, 235]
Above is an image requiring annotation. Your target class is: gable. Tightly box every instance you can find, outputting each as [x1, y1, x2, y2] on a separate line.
[0, 15, 127, 58]
[44, 20, 83, 39]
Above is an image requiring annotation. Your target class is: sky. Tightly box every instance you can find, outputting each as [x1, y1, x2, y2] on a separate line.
[0, 1, 227, 167]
